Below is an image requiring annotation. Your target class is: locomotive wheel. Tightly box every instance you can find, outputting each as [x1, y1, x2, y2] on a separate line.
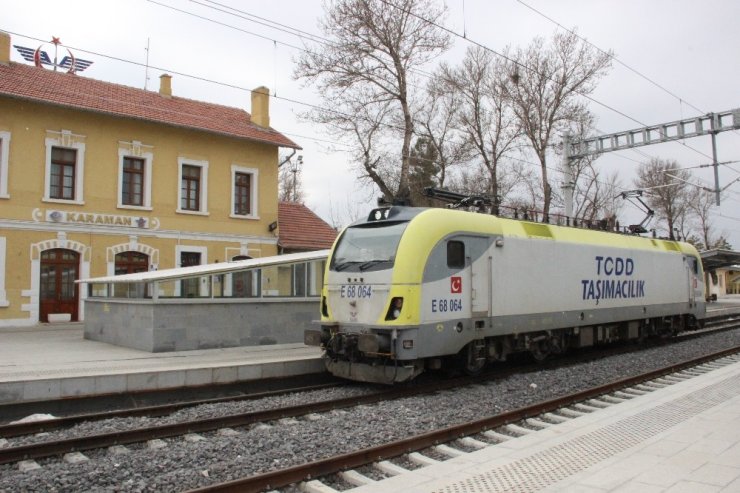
[460, 341, 486, 376]
[529, 337, 551, 362]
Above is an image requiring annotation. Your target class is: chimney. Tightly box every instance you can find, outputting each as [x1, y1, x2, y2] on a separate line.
[251, 86, 270, 128]
[159, 74, 172, 98]
[0, 31, 10, 66]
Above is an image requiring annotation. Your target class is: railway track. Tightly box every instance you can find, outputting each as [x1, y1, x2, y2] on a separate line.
[1, 314, 737, 452]
[0, 372, 342, 425]
[189, 346, 740, 493]
[0, 314, 737, 487]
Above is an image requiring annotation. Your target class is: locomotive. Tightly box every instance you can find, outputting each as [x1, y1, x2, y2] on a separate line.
[304, 206, 705, 384]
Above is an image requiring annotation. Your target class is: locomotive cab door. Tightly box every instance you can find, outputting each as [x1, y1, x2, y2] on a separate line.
[466, 236, 492, 318]
[685, 256, 698, 308]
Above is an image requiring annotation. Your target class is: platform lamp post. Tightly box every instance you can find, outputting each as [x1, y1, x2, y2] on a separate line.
[290, 155, 303, 202]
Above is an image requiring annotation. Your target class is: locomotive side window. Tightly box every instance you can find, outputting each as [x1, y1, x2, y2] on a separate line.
[447, 241, 465, 269]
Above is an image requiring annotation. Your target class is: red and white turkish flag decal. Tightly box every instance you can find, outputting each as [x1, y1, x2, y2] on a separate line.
[450, 276, 462, 293]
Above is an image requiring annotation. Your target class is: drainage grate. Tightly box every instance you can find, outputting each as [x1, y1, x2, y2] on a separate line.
[437, 371, 740, 493]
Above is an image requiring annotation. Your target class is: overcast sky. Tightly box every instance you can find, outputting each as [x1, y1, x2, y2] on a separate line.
[4, 0, 740, 248]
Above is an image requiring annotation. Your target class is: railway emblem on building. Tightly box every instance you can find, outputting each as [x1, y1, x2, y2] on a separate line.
[14, 36, 93, 73]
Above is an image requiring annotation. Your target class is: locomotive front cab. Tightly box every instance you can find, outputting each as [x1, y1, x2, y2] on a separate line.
[305, 206, 426, 383]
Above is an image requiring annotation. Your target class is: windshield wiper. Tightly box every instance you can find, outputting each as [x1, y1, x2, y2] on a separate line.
[333, 261, 359, 271]
[358, 259, 389, 271]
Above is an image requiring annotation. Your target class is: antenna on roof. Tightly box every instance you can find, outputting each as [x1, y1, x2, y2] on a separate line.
[144, 38, 150, 90]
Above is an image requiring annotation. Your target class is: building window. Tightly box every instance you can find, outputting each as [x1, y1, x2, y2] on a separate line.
[114, 251, 149, 298]
[181, 165, 200, 211]
[122, 157, 144, 206]
[177, 247, 206, 297]
[0, 131, 10, 199]
[44, 130, 85, 204]
[50, 147, 77, 200]
[177, 158, 208, 215]
[234, 172, 251, 215]
[230, 165, 259, 219]
[117, 142, 153, 210]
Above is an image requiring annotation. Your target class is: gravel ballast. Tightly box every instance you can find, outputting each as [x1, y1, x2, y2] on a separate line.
[0, 328, 738, 492]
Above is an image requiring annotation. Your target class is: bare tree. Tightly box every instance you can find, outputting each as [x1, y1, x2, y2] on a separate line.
[278, 158, 305, 203]
[504, 30, 612, 217]
[634, 158, 692, 239]
[566, 116, 622, 227]
[437, 46, 521, 213]
[415, 79, 469, 192]
[295, 0, 451, 204]
[572, 162, 623, 228]
[687, 185, 726, 249]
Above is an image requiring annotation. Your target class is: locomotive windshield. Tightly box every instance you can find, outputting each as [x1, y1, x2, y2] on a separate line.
[330, 221, 408, 272]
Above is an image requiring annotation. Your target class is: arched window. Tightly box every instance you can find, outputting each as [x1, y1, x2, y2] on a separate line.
[115, 251, 149, 297]
[115, 251, 149, 275]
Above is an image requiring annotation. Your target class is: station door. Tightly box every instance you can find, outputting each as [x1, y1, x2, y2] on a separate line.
[39, 248, 79, 322]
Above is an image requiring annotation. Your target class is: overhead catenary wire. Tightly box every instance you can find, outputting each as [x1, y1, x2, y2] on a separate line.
[376, 0, 719, 164]
[514, 0, 740, 147]
[7, 16, 737, 217]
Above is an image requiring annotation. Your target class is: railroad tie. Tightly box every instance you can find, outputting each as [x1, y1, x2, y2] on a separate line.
[374, 460, 410, 476]
[339, 469, 376, 486]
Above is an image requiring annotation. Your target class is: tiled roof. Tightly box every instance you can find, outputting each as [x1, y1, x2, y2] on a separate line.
[278, 202, 338, 251]
[0, 62, 300, 149]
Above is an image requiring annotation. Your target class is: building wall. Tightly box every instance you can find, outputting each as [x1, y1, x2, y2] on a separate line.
[706, 268, 740, 297]
[0, 97, 282, 326]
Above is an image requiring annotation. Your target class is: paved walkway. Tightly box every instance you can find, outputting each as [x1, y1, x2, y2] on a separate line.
[354, 354, 740, 492]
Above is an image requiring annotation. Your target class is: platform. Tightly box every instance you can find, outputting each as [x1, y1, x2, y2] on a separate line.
[0, 323, 323, 405]
[0, 297, 737, 407]
[354, 347, 740, 492]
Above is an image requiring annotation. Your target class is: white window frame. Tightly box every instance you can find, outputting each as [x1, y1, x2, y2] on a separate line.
[230, 164, 259, 219]
[117, 145, 153, 210]
[177, 158, 209, 215]
[0, 131, 10, 199]
[43, 130, 86, 205]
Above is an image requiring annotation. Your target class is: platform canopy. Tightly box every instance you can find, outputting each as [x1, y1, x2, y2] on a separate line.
[700, 249, 740, 271]
[78, 250, 330, 284]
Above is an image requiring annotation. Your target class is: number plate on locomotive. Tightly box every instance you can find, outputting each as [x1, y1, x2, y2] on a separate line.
[340, 284, 373, 298]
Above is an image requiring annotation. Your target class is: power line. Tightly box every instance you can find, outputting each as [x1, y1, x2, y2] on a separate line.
[514, 0, 740, 148]
[147, 0, 307, 52]
[377, 0, 718, 164]
[514, 0, 707, 116]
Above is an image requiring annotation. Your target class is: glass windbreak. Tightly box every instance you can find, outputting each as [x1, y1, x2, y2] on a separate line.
[330, 222, 408, 272]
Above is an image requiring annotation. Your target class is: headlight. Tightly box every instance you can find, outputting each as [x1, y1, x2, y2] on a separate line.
[385, 297, 403, 320]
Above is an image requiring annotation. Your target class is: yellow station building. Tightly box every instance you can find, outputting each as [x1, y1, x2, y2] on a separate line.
[0, 32, 300, 325]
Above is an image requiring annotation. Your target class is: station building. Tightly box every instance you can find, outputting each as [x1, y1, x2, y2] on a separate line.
[0, 32, 300, 326]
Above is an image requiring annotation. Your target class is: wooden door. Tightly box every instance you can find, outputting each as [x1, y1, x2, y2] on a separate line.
[40, 249, 79, 322]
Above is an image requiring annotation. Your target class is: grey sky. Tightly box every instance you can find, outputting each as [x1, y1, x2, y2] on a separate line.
[4, 0, 740, 246]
